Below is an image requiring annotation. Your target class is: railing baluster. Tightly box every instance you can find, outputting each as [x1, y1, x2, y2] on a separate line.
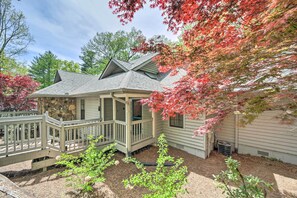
[34, 122, 37, 148]
[14, 124, 16, 151]
[5, 125, 8, 156]
[21, 123, 24, 150]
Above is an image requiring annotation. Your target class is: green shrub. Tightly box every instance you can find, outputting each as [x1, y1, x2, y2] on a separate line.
[123, 134, 188, 198]
[214, 157, 273, 198]
[56, 135, 117, 193]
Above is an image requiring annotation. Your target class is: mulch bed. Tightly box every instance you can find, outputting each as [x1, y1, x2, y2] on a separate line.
[1, 146, 297, 198]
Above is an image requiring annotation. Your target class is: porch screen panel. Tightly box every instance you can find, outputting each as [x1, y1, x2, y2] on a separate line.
[104, 98, 113, 121]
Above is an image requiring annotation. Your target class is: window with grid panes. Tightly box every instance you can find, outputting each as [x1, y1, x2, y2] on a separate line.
[81, 99, 85, 120]
[169, 114, 184, 128]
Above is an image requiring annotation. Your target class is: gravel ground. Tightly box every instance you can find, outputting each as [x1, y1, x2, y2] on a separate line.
[1, 146, 297, 198]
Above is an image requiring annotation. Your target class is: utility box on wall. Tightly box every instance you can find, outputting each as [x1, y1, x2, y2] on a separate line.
[217, 140, 232, 156]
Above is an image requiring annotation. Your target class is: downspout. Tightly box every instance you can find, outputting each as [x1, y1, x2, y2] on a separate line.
[203, 112, 208, 159]
[98, 95, 102, 122]
[235, 96, 239, 152]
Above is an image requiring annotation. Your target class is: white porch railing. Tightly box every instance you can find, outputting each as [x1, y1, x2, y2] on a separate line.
[114, 120, 126, 145]
[131, 119, 153, 145]
[0, 113, 154, 159]
[0, 115, 43, 156]
[0, 114, 116, 156]
[64, 120, 114, 152]
[0, 111, 39, 118]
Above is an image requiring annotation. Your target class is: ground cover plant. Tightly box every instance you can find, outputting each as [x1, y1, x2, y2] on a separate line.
[214, 157, 273, 198]
[123, 134, 188, 198]
[56, 136, 117, 194]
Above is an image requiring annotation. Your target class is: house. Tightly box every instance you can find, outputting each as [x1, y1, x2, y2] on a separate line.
[31, 53, 297, 164]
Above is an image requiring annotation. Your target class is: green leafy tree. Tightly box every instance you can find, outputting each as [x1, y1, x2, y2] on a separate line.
[58, 60, 80, 73]
[214, 158, 273, 198]
[29, 51, 60, 88]
[1, 54, 28, 75]
[56, 136, 117, 194]
[29, 51, 80, 88]
[0, 0, 33, 71]
[79, 50, 99, 74]
[123, 134, 188, 198]
[80, 27, 145, 75]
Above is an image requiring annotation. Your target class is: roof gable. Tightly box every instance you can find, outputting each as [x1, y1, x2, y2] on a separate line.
[99, 59, 129, 79]
[54, 71, 62, 83]
[131, 53, 159, 74]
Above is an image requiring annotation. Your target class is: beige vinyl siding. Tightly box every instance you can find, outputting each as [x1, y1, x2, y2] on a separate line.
[215, 114, 236, 151]
[155, 111, 163, 136]
[85, 98, 100, 119]
[76, 97, 100, 120]
[217, 110, 297, 164]
[139, 62, 158, 74]
[142, 104, 152, 134]
[76, 99, 81, 120]
[162, 115, 206, 158]
[142, 104, 152, 120]
[238, 111, 297, 156]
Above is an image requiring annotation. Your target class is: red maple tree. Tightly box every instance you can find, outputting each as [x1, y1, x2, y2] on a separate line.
[0, 73, 39, 111]
[109, 0, 297, 134]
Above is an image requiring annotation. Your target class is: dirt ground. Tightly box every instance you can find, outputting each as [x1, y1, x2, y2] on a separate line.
[1, 146, 297, 198]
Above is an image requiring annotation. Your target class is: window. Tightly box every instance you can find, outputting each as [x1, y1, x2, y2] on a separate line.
[80, 99, 85, 120]
[169, 114, 184, 128]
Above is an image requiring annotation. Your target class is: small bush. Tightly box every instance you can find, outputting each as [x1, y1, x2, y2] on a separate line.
[214, 157, 273, 198]
[123, 133, 188, 198]
[56, 135, 117, 193]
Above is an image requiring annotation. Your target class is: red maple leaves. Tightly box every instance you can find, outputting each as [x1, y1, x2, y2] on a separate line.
[109, 0, 297, 134]
[0, 73, 39, 111]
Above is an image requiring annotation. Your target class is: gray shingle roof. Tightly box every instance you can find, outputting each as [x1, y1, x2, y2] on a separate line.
[71, 70, 163, 96]
[31, 53, 181, 97]
[31, 70, 97, 97]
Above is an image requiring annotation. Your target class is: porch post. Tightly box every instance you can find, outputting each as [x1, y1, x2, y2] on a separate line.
[112, 98, 116, 140]
[152, 111, 156, 139]
[125, 96, 131, 155]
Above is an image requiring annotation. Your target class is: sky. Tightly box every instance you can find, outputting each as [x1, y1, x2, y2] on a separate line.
[12, 0, 178, 65]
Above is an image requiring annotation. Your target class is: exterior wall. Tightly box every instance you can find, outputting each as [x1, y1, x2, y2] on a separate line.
[155, 111, 163, 136]
[142, 104, 152, 135]
[238, 110, 297, 164]
[142, 104, 152, 120]
[85, 98, 100, 119]
[139, 62, 158, 74]
[162, 115, 206, 159]
[38, 97, 76, 121]
[76, 97, 100, 120]
[215, 114, 236, 151]
[76, 99, 81, 120]
[216, 110, 297, 165]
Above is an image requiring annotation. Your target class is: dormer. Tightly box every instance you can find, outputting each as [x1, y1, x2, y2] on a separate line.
[99, 59, 131, 79]
[99, 53, 159, 80]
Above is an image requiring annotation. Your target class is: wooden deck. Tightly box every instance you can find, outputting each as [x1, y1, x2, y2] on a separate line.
[0, 112, 154, 169]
